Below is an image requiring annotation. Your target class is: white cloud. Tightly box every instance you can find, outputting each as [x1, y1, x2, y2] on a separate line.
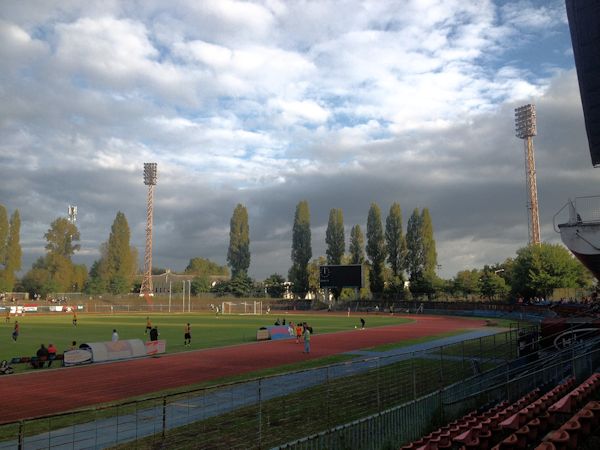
[500, 1, 566, 30]
[268, 98, 330, 125]
[55, 17, 157, 77]
[0, 20, 48, 65]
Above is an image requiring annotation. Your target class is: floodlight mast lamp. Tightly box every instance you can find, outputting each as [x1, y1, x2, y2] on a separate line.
[68, 205, 77, 224]
[515, 104, 541, 245]
[140, 163, 157, 297]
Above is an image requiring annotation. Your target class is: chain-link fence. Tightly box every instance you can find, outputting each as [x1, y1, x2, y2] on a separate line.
[278, 335, 600, 450]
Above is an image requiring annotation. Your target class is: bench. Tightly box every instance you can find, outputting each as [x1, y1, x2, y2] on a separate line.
[10, 354, 64, 368]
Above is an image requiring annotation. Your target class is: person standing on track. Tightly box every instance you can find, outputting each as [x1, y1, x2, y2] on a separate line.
[184, 322, 192, 347]
[303, 324, 311, 353]
[112, 329, 119, 342]
[295, 322, 303, 343]
[149, 326, 159, 342]
[360, 317, 365, 329]
[145, 317, 152, 334]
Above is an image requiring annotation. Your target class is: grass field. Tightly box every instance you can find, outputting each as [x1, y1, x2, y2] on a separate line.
[0, 312, 414, 367]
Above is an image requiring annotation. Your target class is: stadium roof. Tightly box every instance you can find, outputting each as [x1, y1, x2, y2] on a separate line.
[566, 0, 600, 167]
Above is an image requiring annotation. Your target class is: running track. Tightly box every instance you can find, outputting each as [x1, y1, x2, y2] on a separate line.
[1, 315, 485, 424]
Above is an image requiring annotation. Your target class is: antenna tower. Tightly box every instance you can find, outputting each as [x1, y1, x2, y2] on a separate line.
[515, 104, 541, 245]
[140, 163, 157, 299]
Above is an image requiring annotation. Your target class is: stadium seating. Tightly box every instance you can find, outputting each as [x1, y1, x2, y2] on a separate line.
[401, 373, 600, 450]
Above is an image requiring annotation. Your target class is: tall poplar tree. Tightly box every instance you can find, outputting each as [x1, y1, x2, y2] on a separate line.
[405, 208, 423, 279]
[349, 225, 365, 264]
[406, 208, 438, 297]
[366, 203, 386, 294]
[0, 205, 8, 270]
[385, 202, 406, 279]
[289, 200, 312, 297]
[3, 210, 22, 291]
[227, 204, 250, 278]
[325, 208, 345, 265]
[103, 211, 137, 294]
[421, 208, 437, 277]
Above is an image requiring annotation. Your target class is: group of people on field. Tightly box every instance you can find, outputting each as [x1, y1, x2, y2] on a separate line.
[142, 317, 192, 346]
[283, 320, 313, 353]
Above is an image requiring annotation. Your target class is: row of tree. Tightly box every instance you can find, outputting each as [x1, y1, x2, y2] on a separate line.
[450, 244, 593, 300]
[1, 201, 594, 300]
[286, 201, 437, 298]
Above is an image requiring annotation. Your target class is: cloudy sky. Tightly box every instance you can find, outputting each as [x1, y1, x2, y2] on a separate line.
[1, 0, 598, 281]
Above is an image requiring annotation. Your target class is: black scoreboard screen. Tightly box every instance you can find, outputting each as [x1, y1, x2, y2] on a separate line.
[319, 265, 363, 288]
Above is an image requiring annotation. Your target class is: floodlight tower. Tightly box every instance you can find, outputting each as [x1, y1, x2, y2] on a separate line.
[68, 205, 77, 224]
[515, 104, 541, 245]
[140, 163, 157, 298]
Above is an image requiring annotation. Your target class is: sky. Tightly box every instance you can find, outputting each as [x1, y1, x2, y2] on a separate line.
[1, 0, 599, 282]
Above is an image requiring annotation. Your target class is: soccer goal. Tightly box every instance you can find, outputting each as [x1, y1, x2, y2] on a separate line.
[221, 301, 263, 315]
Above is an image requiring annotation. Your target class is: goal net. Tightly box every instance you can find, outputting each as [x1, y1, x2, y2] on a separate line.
[221, 301, 263, 315]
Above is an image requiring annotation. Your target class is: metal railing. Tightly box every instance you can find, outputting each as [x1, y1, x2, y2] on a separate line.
[278, 338, 600, 450]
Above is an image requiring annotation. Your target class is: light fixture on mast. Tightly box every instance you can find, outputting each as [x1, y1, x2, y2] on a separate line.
[68, 205, 77, 224]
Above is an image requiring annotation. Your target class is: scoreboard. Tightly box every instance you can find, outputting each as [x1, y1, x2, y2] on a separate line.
[319, 264, 363, 288]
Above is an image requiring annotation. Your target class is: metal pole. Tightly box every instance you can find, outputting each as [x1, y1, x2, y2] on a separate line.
[188, 281, 191, 313]
[258, 378, 262, 449]
[168, 281, 171, 313]
[182, 281, 185, 313]
[162, 397, 167, 438]
[412, 352, 417, 400]
[506, 362, 511, 401]
[440, 346, 444, 384]
[18, 421, 23, 450]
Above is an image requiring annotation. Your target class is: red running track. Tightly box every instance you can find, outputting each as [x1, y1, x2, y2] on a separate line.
[1, 315, 484, 424]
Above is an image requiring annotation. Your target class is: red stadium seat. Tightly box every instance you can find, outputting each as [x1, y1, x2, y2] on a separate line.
[546, 430, 569, 450]
[574, 408, 594, 435]
[500, 433, 519, 449]
[526, 417, 541, 442]
[559, 419, 580, 449]
[583, 401, 600, 427]
[549, 393, 574, 414]
[534, 443, 556, 450]
[537, 411, 551, 434]
[499, 412, 521, 430]
[514, 425, 529, 448]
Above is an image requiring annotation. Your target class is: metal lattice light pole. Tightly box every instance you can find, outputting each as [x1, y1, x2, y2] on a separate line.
[140, 163, 157, 299]
[515, 104, 541, 245]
